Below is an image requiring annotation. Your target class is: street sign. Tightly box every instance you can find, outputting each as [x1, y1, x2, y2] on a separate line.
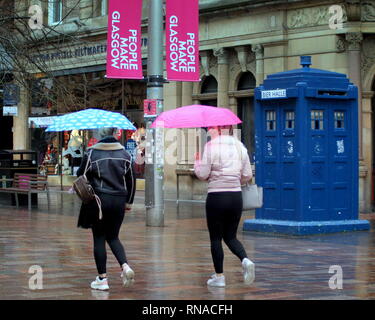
[3, 106, 18, 116]
[144, 99, 157, 117]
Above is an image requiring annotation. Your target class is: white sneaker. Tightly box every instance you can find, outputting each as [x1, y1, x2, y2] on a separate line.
[242, 258, 255, 284]
[90, 276, 109, 291]
[121, 264, 135, 287]
[207, 274, 226, 287]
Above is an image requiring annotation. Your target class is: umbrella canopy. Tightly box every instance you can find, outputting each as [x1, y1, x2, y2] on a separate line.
[46, 108, 136, 132]
[150, 104, 242, 129]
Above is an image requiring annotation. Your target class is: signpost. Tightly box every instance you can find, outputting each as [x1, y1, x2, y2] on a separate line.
[144, 0, 165, 227]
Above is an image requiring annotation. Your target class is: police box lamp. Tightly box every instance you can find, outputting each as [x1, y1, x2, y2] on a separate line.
[243, 56, 370, 235]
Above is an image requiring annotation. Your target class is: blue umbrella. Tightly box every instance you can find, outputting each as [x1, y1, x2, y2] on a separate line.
[45, 108, 136, 132]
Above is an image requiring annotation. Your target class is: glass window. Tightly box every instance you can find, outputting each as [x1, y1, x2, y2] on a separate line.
[237, 72, 256, 90]
[334, 111, 345, 129]
[94, 0, 108, 17]
[48, 0, 63, 25]
[285, 111, 295, 130]
[311, 110, 324, 130]
[266, 110, 276, 131]
[201, 75, 218, 94]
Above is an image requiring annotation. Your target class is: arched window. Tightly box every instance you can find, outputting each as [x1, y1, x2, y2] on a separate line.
[237, 71, 256, 91]
[200, 75, 217, 107]
[201, 75, 218, 94]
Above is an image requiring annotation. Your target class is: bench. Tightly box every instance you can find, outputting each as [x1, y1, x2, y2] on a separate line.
[0, 173, 50, 211]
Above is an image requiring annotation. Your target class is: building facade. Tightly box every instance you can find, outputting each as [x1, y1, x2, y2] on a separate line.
[2, 0, 375, 212]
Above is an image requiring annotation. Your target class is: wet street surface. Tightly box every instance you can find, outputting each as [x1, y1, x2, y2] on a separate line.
[1, 191, 375, 300]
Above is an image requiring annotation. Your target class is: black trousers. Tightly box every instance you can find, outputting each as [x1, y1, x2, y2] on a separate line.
[91, 193, 127, 275]
[206, 191, 248, 274]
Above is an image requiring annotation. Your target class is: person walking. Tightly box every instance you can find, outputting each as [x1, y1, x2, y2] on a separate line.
[194, 125, 255, 287]
[77, 127, 136, 291]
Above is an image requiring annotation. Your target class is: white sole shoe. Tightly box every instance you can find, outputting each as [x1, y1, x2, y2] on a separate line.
[207, 274, 226, 287]
[121, 266, 135, 287]
[242, 258, 255, 284]
[91, 277, 109, 291]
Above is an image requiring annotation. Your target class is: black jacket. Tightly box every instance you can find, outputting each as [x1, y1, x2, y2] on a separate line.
[77, 136, 136, 203]
[77, 137, 136, 229]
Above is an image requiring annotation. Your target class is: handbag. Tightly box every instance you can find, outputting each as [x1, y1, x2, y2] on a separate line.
[73, 150, 95, 204]
[73, 151, 103, 219]
[242, 183, 263, 210]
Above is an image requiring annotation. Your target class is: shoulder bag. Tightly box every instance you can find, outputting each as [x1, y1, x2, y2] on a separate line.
[73, 150, 103, 219]
[73, 150, 95, 204]
[242, 183, 263, 211]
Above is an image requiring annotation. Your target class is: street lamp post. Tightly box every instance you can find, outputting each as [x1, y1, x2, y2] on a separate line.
[144, 0, 164, 227]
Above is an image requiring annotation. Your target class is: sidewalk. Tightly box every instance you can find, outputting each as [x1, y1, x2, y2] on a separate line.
[0, 190, 374, 300]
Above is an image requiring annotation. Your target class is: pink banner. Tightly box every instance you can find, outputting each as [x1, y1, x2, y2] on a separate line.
[166, 0, 200, 82]
[106, 0, 143, 79]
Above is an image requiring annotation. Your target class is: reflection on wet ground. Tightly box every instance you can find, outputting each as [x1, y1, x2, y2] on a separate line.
[0, 191, 374, 300]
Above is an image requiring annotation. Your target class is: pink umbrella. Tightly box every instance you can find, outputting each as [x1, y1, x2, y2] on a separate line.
[150, 104, 242, 128]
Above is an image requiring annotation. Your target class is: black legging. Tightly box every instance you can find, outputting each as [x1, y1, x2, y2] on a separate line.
[206, 191, 248, 274]
[91, 193, 127, 275]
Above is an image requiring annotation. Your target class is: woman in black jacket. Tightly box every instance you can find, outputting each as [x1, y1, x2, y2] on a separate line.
[77, 127, 136, 291]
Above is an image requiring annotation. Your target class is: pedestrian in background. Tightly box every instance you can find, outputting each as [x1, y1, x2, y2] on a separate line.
[194, 125, 255, 287]
[77, 127, 136, 291]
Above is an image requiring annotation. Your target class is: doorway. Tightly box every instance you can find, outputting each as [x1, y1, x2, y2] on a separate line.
[237, 72, 256, 161]
[0, 115, 13, 149]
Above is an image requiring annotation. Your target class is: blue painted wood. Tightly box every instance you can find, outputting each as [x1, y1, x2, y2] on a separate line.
[244, 56, 370, 235]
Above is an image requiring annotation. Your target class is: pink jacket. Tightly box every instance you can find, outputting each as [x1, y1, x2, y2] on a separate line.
[194, 135, 253, 193]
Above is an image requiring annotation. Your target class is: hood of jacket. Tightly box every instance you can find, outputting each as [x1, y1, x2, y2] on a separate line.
[88, 136, 124, 151]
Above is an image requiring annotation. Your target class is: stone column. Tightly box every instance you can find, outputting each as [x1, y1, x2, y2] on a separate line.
[213, 48, 229, 107]
[252, 44, 264, 86]
[361, 91, 374, 212]
[346, 32, 363, 159]
[345, 32, 367, 212]
[163, 81, 181, 199]
[13, 80, 30, 150]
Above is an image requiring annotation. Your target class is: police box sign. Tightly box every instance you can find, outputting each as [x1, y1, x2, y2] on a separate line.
[261, 89, 287, 99]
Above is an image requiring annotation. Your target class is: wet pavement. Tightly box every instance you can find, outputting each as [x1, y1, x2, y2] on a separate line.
[0, 190, 375, 300]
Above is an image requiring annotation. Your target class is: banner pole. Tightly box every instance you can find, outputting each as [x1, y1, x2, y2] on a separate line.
[145, 0, 165, 227]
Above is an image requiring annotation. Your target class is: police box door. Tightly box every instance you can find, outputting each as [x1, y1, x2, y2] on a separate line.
[259, 100, 299, 221]
[307, 102, 355, 221]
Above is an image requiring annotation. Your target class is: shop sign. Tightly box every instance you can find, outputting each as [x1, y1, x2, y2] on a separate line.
[3, 84, 20, 105]
[3, 106, 18, 116]
[28, 116, 57, 128]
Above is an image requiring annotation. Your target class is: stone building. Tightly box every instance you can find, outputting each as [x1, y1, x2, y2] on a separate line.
[1, 0, 375, 212]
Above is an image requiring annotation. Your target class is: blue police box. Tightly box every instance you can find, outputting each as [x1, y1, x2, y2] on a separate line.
[243, 56, 370, 235]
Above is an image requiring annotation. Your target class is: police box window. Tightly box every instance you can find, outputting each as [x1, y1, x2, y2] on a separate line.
[266, 110, 276, 131]
[285, 111, 295, 130]
[334, 111, 345, 129]
[311, 110, 324, 130]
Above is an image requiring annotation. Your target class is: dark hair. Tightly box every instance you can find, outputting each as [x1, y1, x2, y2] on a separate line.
[99, 127, 116, 138]
[218, 125, 233, 136]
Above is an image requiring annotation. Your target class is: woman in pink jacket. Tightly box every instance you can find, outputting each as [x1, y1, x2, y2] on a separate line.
[194, 125, 255, 287]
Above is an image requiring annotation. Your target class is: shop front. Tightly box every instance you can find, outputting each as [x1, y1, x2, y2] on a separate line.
[29, 71, 147, 183]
